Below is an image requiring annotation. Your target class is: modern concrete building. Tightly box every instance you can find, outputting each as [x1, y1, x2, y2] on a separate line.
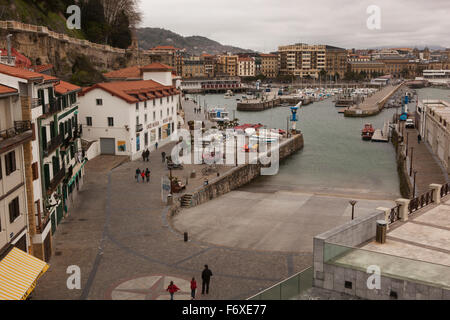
[312, 183, 449, 300]
[278, 43, 326, 78]
[78, 80, 180, 160]
[417, 100, 450, 172]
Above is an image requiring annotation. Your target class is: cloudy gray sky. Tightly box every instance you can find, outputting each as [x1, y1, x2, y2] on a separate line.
[139, 0, 450, 52]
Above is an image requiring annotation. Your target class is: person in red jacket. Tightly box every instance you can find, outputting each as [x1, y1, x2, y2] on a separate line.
[166, 281, 180, 300]
[191, 277, 197, 300]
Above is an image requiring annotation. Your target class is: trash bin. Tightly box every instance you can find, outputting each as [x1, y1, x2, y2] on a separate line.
[376, 220, 387, 244]
[167, 194, 173, 205]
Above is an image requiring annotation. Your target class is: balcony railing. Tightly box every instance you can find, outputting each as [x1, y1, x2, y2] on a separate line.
[0, 121, 32, 141]
[47, 167, 66, 195]
[42, 100, 59, 117]
[31, 98, 42, 109]
[43, 134, 63, 157]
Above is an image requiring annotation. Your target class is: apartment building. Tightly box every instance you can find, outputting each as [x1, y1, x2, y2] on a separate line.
[348, 61, 386, 77]
[238, 57, 256, 78]
[147, 45, 185, 76]
[217, 54, 238, 76]
[259, 54, 279, 78]
[325, 46, 348, 79]
[182, 59, 206, 78]
[78, 80, 180, 160]
[0, 84, 32, 257]
[0, 63, 83, 262]
[201, 54, 216, 78]
[278, 43, 326, 78]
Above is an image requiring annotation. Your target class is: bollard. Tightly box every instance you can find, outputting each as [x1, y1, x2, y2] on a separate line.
[184, 232, 188, 242]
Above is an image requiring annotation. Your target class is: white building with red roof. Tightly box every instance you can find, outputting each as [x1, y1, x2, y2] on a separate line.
[78, 78, 181, 160]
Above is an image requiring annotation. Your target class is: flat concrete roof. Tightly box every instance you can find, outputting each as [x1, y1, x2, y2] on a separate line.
[329, 196, 450, 289]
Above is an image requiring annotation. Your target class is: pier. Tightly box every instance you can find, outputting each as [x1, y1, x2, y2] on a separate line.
[344, 83, 405, 117]
[371, 121, 390, 142]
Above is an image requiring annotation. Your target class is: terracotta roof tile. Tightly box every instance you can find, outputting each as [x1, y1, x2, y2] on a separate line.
[0, 84, 18, 96]
[78, 80, 178, 104]
[55, 80, 81, 95]
[0, 63, 45, 81]
[31, 64, 53, 73]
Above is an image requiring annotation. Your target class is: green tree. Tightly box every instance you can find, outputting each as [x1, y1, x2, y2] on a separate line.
[109, 11, 132, 48]
[81, 0, 108, 44]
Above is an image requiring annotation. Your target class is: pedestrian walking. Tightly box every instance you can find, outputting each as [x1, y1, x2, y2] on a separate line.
[142, 151, 146, 162]
[166, 281, 180, 300]
[201, 265, 213, 295]
[162, 151, 166, 163]
[145, 168, 150, 183]
[418, 134, 422, 144]
[135, 168, 141, 182]
[191, 277, 197, 300]
[145, 149, 150, 162]
[155, 142, 158, 150]
[141, 170, 145, 183]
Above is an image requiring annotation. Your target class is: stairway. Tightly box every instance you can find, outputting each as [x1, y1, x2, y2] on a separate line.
[181, 194, 193, 208]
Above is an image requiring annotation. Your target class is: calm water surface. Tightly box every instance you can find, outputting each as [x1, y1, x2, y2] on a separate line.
[188, 87, 450, 199]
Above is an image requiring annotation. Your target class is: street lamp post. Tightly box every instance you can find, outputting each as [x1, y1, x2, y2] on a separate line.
[413, 170, 417, 198]
[410, 147, 414, 176]
[349, 200, 357, 220]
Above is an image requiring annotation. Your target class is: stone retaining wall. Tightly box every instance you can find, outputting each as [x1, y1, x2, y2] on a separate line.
[168, 134, 304, 216]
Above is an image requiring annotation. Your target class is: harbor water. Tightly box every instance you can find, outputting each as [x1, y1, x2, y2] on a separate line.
[188, 87, 449, 199]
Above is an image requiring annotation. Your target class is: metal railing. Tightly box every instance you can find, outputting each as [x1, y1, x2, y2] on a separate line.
[247, 267, 313, 300]
[31, 98, 42, 109]
[42, 100, 59, 116]
[388, 205, 401, 224]
[0, 120, 31, 140]
[408, 190, 434, 215]
[46, 167, 66, 194]
[43, 134, 63, 157]
[440, 183, 450, 198]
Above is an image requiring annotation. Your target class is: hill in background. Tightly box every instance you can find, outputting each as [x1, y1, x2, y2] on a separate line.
[137, 27, 252, 55]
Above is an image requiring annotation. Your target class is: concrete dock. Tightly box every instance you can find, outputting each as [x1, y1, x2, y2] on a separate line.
[344, 83, 405, 117]
[371, 121, 390, 142]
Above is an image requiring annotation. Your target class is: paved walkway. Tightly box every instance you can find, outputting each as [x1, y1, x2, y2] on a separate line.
[32, 100, 312, 300]
[404, 125, 448, 196]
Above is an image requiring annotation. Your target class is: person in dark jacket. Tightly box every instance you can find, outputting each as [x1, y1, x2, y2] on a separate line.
[201, 265, 213, 295]
[166, 281, 180, 300]
[418, 134, 422, 144]
[162, 151, 166, 163]
[145, 168, 150, 183]
[135, 168, 141, 182]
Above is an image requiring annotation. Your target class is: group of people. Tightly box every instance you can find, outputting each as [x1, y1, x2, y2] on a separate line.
[135, 168, 151, 183]
[166, 265, 213, 300]
[142, 149, 150, 162]
[194, 107, 202, 114]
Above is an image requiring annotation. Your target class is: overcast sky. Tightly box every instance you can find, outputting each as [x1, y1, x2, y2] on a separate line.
[139, 0, 450, 52]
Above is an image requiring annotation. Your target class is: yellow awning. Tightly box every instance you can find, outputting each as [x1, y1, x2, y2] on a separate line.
[0, 247, 49, 300]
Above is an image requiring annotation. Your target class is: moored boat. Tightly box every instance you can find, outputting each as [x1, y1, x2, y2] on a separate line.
[361, 123, 375, 140]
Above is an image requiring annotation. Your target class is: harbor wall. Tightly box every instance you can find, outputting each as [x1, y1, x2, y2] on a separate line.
[344, 84, 405, 118]
[392, 128, 413, 199]
[237, 98, 282, 111]
[168, 133, 304, 215]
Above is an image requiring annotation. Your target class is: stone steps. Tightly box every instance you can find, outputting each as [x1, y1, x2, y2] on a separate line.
[181, 194, 193, 208]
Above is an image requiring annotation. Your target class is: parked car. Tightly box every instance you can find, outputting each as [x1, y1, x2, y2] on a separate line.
[405, 119, 415, 128]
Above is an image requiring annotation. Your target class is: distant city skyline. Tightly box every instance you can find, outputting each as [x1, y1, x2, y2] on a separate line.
[139, 0, 450, 52]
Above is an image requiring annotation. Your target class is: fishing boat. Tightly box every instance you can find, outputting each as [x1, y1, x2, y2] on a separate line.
[361, 123, 375, 141]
